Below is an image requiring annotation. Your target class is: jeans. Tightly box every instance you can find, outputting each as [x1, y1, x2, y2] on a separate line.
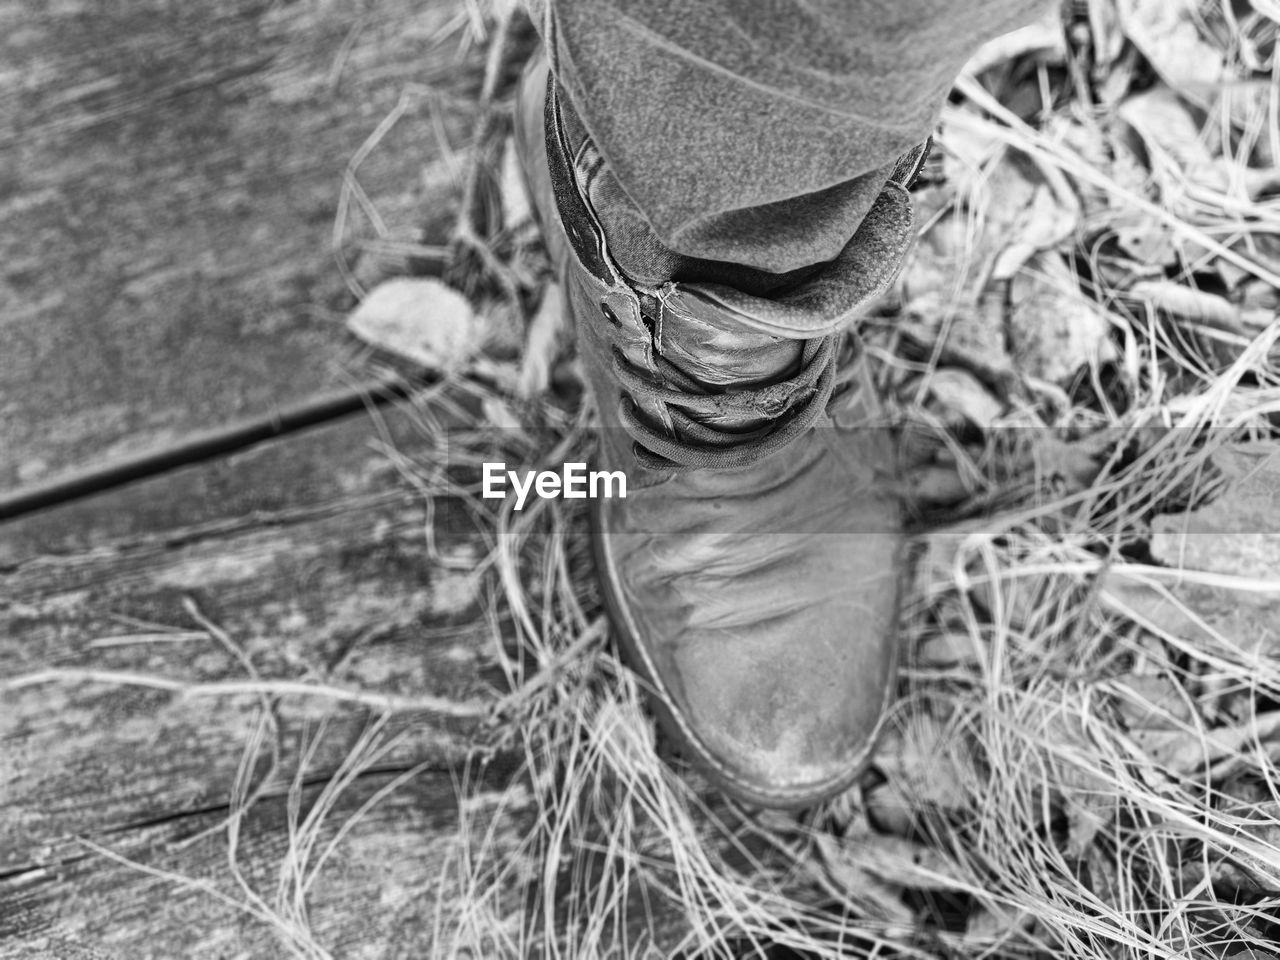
[534, 0, 1056, 283]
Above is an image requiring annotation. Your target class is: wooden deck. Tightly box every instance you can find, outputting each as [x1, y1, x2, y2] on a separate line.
[0, 2, 505, 955]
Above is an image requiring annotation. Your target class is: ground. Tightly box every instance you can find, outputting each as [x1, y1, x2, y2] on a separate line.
[3, 1, 1280, 958]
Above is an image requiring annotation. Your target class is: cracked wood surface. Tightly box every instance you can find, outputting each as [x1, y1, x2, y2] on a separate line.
[0, 0, 477, 492]
[0, 4, 537, 955]
[0, 408, 520, 958]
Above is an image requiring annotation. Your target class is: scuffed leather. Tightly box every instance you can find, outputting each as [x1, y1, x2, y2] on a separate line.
[517, 57, 909, 807]
[578, 263, 904, 804]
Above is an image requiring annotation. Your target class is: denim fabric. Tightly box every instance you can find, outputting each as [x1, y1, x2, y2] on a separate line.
[544, 65, 922, 341]
[534, 0, 1055, 278]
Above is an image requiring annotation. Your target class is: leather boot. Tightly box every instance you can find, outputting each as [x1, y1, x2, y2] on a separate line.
[515, 58, 926, 809]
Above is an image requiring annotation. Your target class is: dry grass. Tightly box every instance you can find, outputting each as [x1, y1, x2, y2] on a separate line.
[38, 1, 1280, 956]
[405, 2, 1280, 958]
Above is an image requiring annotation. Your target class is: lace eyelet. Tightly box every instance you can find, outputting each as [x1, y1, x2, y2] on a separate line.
[601, 302, 622, 327]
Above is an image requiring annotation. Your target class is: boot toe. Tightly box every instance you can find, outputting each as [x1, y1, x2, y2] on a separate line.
[601, 521, 903, 808]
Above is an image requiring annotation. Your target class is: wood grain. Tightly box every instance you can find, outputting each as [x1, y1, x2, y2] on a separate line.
[0, 407, 527, 957]
[0, 0, 480, 491]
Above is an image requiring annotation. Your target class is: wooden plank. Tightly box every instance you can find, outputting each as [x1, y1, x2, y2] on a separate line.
[0, 406, 526, 956]
[0, 0, 480, 491]
[0, 398, 440, 565]
[1, 776, 516, 959]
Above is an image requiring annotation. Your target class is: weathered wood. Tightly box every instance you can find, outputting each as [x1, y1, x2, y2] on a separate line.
[0, 407, 524, 957]
[0, 399, 444, 566]
[0, 0, 481, 491]
[1, 777, 501, 959]
[0, 3, 554, 953]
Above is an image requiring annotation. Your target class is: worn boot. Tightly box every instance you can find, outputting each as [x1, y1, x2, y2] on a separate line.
[516, 58, 925, 809]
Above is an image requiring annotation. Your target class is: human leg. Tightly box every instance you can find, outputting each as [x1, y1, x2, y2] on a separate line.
[516, 1, 1054, 808]
[533, 0, 1056, 278]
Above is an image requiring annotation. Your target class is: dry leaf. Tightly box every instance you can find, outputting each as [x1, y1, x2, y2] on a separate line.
[1239, 279, 1279, 329]
[869, 714, 973, 836]
[1150, 443, 1280, 574]
[962, 7, 1067, 77]
[1102, 138, 1178, 266]
[900, 209, 979, 320]
[1115, 0, 1226, 107]
[1103, 513, 1280, 775]
[1113, 217, 1178, 267]
[499, 134, 532, 230]
[1098, 573, 1219, 647]
[835, 827, 973, 893]
[1088, 0, 1127, 72]
[926, 368, 1005, 428]
[1129, 279, 1244, 331]
[1119, 87, 1229, 204]
[1008, 252, 1117, 383]
[1135, 445, 1280, 670]
[902, 161, 1053, 375]
[915, 630, 981, 670]
[939, 107, 1005, 202]
[1205, 800, 1280, 893]
[517, 282, 566, 398]
[899, 217, 1014, 376]
[1112, 675, 1195, 730]
[346, 278, 480, 371]
[963, 904, 1038, 947]
[1209, 947, 1280, 960]
[974, 146, 1054, 249]
[1039, 710, 1118, 856]
[480, 395, 523, 431]
[913, 111, 1084, 383]
[1215, 76, 1279, 145]
[1044, 115, 1113, 218]
[810, 832, 915, 924]
[1125, 713, 1280, 776]
[991, 181, 1077, 280]
[1084, 842, 1125, 908]
[961, 560, 1050, 631]
[1096, 43, 1141, 109]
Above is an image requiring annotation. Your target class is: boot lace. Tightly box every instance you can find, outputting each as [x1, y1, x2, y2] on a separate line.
[611, 337, 837, 471]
